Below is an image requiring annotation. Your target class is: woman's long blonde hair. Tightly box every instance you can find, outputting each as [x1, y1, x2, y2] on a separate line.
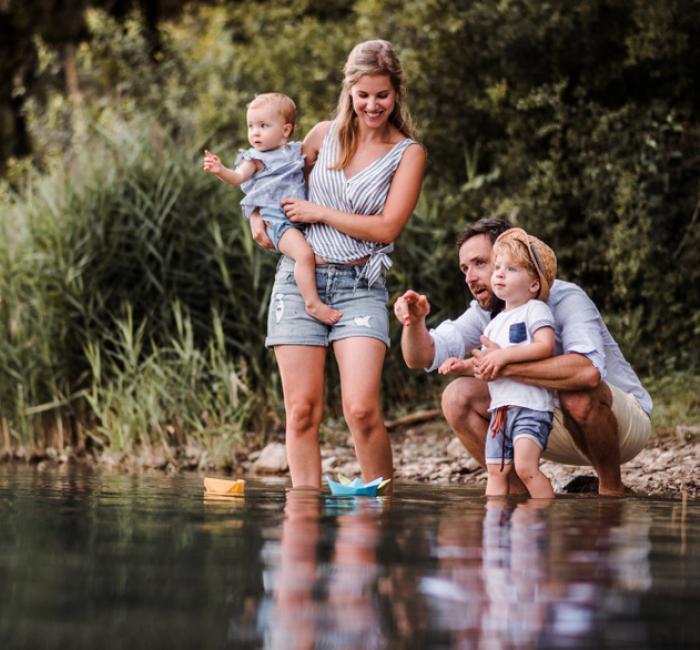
[331, 39, 416, 170]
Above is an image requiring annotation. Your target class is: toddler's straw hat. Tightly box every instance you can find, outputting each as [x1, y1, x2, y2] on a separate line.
[495, 228, 557, 302]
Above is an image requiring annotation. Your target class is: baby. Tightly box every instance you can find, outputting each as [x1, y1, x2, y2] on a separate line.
[476, 228, 558, 498]
[203, 92, 341, 324]
[439, 228, 558, 498]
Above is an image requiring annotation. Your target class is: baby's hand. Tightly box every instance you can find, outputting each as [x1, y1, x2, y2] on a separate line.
[475, 349, 507, 381]
[250, 212, 274, 250]
[203, 149, 222, 175]
[438, 357, 470, 375]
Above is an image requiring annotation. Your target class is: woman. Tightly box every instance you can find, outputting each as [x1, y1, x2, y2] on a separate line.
[251, 40, 426, 489]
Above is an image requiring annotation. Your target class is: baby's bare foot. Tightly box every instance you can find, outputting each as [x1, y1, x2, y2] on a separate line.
[306, 300, 342, 325]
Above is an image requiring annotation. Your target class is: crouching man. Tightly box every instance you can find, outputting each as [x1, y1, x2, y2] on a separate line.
[394, 218, 652, 496]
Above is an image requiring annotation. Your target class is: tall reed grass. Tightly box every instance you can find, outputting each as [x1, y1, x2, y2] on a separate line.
[0, 119, 281, 456]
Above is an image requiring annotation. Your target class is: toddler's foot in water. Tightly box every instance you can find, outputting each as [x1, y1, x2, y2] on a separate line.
[306, 300, 342, 325]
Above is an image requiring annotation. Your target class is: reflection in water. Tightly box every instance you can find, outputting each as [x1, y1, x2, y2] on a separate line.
[0, 467, 697, 649]
[251, 491, 658, 649]
[422, 497, 655, 649]
[258, 489, 385, 649]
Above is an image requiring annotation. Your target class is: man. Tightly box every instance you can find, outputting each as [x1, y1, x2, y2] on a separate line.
[394, 218, 652, 496]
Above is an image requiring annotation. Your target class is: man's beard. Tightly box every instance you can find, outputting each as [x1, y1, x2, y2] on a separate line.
[471, 285, 503, 316]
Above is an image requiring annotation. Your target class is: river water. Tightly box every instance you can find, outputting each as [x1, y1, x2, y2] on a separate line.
[0, 466, 698, 649]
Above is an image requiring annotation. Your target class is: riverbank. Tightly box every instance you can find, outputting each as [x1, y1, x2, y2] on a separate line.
[4, 419, 697, 500]
[386, 422, 700, 499]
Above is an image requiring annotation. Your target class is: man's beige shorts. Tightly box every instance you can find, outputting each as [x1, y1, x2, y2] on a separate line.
[543, 384, 652, 466]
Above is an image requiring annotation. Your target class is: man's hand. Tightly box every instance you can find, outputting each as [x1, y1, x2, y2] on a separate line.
[393, 290, 430, 327]
[438, 357, 473, 376]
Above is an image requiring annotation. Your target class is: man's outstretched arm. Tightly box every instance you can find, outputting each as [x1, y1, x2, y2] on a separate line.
[394, 290, 435, 369]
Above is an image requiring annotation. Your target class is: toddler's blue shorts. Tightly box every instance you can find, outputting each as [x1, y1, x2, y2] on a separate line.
[485, 406, 553, 465]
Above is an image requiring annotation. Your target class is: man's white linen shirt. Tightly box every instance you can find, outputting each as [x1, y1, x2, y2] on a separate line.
[426, 279, 653, 416]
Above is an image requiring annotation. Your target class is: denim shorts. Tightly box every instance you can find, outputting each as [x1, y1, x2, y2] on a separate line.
[485, 406, 553, 465]
[260, 207, 304, 250]
[265, 256, 390, 348]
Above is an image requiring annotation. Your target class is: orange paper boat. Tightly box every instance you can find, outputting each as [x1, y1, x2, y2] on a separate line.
[204, 477, 245, 496]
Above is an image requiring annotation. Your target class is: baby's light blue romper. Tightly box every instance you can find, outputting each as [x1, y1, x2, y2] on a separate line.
[236, 142, 306, 248]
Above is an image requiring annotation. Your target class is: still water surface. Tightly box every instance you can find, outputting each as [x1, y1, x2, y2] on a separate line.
[0, 466, 698, 649]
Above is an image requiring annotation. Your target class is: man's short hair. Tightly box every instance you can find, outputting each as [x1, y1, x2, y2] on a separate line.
[456, 218, 512, 248]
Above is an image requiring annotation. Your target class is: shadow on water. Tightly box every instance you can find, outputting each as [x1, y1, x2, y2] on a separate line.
[0, 466, 698, 649]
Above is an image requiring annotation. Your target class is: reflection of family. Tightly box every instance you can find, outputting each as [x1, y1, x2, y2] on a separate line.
[204, 39, 651, 497]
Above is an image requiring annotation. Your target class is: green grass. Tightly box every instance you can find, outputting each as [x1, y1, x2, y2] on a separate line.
[648, 373, 700, 435]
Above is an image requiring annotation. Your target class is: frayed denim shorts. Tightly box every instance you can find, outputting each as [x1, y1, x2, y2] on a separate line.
[265, 255, 390, 348]
[485, 406, 553, 465]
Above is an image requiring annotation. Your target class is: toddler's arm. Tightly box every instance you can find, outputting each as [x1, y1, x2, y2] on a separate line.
[438, 357, 475, 376]
[203, 149, 259, 186]
[476, 326, 554, 380]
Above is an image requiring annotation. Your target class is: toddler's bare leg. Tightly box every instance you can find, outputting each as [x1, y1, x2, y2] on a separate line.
[277, 229, 342, 325]
[486, 463, 512, 496]
[514, 438, 554, 499]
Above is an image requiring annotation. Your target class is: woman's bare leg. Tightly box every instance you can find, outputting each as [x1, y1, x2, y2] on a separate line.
[274, 345, 327, 488]
[333, 337, 393, 490]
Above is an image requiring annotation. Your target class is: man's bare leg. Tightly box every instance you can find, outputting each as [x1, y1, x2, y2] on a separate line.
[559, 383, 624, 496]
[441, 377, 527, 495]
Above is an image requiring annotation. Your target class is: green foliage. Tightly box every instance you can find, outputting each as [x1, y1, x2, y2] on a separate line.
[647, 373, 700, 432]
[2, 1, 700, 456]
[0, 119, 278, 451]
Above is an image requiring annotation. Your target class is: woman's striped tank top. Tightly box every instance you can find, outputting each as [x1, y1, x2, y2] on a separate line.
[305, 121, 416, 287]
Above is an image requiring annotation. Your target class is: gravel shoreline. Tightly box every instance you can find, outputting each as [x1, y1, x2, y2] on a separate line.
[317, 422, 700, 500]
[4, 423, 697, 500]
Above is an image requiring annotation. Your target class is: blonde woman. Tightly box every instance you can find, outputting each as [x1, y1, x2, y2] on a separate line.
[252, 40, 426, 489]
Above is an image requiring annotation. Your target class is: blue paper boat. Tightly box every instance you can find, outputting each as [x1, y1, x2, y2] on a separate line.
[325, 475, 391, 497]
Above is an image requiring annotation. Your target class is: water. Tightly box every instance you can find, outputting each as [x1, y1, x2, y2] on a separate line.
[0, 466, 698, 649]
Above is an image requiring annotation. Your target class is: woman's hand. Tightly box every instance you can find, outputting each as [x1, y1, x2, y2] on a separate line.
[250, 213, 274, 250]
[281, 198, 325, 224]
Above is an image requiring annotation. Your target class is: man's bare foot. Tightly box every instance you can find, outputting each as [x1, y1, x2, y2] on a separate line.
[562, 476, 627, 497]
[306, 300, 342, 325]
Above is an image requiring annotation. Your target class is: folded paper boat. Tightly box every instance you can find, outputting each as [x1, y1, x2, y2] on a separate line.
[203, 477, 245, 496]
[325, 474, 391, 497]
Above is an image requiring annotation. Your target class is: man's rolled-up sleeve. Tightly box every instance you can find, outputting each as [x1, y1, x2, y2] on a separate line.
[426, 305, 489, 373]
[555, 290, 607, 380]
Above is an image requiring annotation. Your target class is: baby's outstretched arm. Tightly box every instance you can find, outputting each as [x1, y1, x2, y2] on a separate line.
[438, 357, 475, 376]
[203, 149, 259, 186]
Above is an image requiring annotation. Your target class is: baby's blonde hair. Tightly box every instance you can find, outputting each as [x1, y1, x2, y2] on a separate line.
[492, 239, 538, 278]
[247, 93, 297, 136]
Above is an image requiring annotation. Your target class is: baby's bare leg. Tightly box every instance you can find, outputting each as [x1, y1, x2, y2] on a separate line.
[514, 438, 554, 499]
[277, 228, 342, 325]
[486, 463, 512, 496]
